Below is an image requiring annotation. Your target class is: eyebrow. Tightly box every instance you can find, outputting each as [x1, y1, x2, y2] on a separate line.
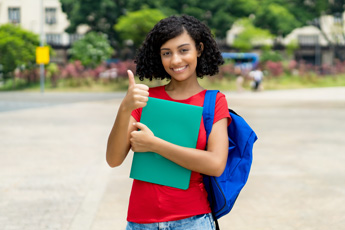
[160, 43, 191, 51]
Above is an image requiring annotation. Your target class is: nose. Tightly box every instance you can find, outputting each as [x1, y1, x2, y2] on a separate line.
[171, 53, 182, 66]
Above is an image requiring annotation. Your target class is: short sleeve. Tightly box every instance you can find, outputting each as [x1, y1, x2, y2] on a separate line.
[214, 93, 231, 126]
[131, 108, 142, 122]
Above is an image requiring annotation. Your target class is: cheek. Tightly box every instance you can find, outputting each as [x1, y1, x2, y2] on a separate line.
[187, 51, 198, 62]
[161, 58, 170, 71]
[187, 55, 198, 67]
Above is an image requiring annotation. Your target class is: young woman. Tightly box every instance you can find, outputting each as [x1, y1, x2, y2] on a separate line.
[106, 15, 231, 230]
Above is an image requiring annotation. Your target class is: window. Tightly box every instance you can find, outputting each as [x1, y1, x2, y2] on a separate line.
[45, 8, 57, 25]
[46, 34, 62, 45]
[334, 14, 343, 25]
[298, 35, 319, 45]
[69, 34, 84, 44]
[8, 7, 20, 24]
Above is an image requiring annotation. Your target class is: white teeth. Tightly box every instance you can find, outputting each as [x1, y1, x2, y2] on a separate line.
[173, 66, 186, 72]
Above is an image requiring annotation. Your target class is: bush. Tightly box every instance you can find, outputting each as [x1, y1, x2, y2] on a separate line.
[265, 61, 284, 77]
[0, 24, 39, 80]
[261, 50, 283, 63]
[68, 32, 114, 68]
[109, 60, 136, 77]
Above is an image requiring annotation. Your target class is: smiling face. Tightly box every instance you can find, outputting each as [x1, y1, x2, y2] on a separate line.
[160, 30, 203, 83]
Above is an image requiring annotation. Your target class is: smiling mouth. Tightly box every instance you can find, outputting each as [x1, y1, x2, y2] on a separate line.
[172, 66, 187, 72]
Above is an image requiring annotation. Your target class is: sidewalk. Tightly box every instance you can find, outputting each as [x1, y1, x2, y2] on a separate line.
[0, 87, 344, 230]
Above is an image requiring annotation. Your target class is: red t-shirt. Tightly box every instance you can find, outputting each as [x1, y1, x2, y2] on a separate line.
[128, 86, 231, 223]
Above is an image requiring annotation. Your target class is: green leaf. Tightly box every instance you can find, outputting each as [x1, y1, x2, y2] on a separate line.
[115, 8, 166, 47]
[68, 32, 114, 68]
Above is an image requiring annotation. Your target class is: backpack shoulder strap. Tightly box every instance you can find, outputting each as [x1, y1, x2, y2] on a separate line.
[203, 90, 222, 230]
[203, 90, 219, 143]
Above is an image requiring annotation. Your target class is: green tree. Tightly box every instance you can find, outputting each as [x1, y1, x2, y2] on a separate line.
[60, 0, 341, 43]
[328, 0, 345, 15]
[126, 0, 164, 11]
[263, 0, 341, 35]
[254, 3, 301, 36]
[0, 24, 39, 80]
[68, 32, 114, 68]
[114, 8, 166, 47]
[60, 0, 126, 47]
[159, 0, 259, 38]
[233, 18, 274, 52]
[285, 40, 299, 58]
[260, 49, 283, 63]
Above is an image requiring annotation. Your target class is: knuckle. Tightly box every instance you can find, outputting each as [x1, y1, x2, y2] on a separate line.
[132, 88, 139, 94]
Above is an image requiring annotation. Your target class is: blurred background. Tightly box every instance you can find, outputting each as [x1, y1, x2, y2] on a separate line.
[0, 1, 345, 230]
[0, 0, 345, 91]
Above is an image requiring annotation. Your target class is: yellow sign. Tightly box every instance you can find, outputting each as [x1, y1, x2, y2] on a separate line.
[36, 46, 50, 64]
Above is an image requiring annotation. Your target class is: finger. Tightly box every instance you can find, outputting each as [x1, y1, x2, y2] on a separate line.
[127, 70, 136, 87]
[133, 122, 148, 131]
[133, 102, 148, 110]
[133, 87, 149, 97]
[131, 129, 139, 135]
[136, 83, 149, 91]
[133, 94, 149, 103]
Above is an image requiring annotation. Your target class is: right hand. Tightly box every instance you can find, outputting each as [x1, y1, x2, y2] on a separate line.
[122, 70, 149, 112]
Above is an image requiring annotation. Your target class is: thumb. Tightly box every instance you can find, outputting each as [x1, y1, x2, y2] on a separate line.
[127, 70, 136, 86]
[133, 122, 153, 136]
[133, 122, 148, 131]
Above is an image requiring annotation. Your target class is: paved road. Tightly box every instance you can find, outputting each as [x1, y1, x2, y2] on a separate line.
[0, 87, 344, 230]
[0, 92, 125, 112]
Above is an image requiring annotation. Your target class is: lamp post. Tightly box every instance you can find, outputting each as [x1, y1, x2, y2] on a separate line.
[40, 0, 45, 93]
[311, 18, 322, 67]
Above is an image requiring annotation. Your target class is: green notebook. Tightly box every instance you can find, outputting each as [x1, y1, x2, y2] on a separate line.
[130, 97, 203, 190]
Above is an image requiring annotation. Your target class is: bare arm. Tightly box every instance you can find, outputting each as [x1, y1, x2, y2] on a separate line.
[130, 118, 228, 177]
[106, 70, 149, 167]
[106, 108, 137, 167]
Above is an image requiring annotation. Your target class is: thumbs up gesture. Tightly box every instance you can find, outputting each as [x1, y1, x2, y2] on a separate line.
[123, 70, 149, 112]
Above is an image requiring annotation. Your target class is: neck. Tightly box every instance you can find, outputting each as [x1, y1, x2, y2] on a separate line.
[165, 78, 204, 100]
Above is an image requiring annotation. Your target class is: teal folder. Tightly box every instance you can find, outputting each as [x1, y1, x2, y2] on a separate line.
[130, 97, 203, 190]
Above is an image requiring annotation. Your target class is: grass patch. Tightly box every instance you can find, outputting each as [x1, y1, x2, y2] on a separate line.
[263, 74, 345, 90]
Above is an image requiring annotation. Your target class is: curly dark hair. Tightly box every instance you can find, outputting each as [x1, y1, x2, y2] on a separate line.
[135, 15, 224, 81]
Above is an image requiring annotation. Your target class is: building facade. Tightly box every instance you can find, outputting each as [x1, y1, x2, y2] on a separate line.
[0, 0, 86, 63]
[226, 12, 345, 66]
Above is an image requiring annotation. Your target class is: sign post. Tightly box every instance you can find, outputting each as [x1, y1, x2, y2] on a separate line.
[36, 46, 50, 64]
[36, 0, 48, 93]
[36, 46, 49, 93]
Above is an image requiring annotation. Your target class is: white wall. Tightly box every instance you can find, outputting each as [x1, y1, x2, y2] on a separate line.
[282, 26, 329, 46]
[225, 12, 345, 48]
[0, 0, 81, 46]
[320, 13, 345, 45]
[225, 24, 243, 46]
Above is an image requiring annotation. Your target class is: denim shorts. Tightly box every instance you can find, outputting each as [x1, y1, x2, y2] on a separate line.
[126, 213, 215, 230]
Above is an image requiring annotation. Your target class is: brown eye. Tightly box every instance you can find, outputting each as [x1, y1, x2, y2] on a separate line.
[161, 51, 171, 56]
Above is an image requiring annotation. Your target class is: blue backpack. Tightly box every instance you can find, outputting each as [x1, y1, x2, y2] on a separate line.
[202, 90, 258, 228]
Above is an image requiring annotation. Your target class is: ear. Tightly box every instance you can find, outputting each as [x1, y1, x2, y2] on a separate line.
[197, 42, 204, 57]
